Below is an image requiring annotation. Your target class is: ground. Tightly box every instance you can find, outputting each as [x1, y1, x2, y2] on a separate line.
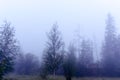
[3, 75, 120, 80]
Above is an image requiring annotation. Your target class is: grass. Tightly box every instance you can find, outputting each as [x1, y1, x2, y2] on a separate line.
[3, 75, 120, 80]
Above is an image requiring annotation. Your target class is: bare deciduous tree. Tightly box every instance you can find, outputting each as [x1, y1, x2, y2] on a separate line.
[42, 23, 64, 77]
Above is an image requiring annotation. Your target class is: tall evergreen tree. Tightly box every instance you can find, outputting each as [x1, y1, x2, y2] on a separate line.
[0, 21, 20, 79]
[101, 14, 118, 76]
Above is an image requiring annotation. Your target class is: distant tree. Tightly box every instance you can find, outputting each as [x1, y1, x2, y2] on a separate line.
[14, 53, 24, 75]
[0, 21, 20, 79]
[80, 39, 93, 67]
[101, 14, 118, 76]
[113, 36, 120, 76]
[115, 35, 120, 72]
[63, 43, 76, 80]
[14, 53, 40, 75]
[78, 39, 94, 76]
[42, 23, 64, 77]
[116, 35, 120, 56]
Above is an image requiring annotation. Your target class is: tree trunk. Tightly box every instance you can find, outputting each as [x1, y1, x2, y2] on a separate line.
[66, 76, 71, 80]
[0, 75, 3, 80]
[53, 70, 56, 79]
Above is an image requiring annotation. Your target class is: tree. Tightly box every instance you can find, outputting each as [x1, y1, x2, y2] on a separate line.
[80, 39, 93, 67]
[0, 21, 20, 79]
[114, 35, 120, 75]
[42, 23, 64, 77]
[14, 53, 24, 75]
[14, 53, 40, 75]
[101, 14, 118, 76]
[0, 51, 7, 79]
[63, 43, 76, 80]
[78, 39, 94, 76]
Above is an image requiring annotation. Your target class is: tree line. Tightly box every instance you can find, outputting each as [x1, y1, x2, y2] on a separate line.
[1, 14, 120, 80]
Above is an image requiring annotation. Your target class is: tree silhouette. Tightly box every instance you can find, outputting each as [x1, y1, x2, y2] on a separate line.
[101, 14, 119, 76]
[0, 21, 20, 79]
[42, 23, 64, 77]
[63, 43, 76, 80]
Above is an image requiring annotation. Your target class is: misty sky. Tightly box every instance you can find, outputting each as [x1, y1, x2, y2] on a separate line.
[0, 0, 120, 56]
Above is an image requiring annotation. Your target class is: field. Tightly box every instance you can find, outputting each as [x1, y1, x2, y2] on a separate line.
[3, 75, 120, 80]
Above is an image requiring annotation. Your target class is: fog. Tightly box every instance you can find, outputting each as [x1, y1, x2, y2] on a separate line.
[0, 0, 120, 56]
[2, 1, 120, 79]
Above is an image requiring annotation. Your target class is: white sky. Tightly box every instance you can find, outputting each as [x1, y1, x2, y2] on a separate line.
[0, 0, 120, 57]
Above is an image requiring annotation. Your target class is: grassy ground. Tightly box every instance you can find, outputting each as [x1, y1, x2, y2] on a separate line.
[3, 75, 120, 80]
